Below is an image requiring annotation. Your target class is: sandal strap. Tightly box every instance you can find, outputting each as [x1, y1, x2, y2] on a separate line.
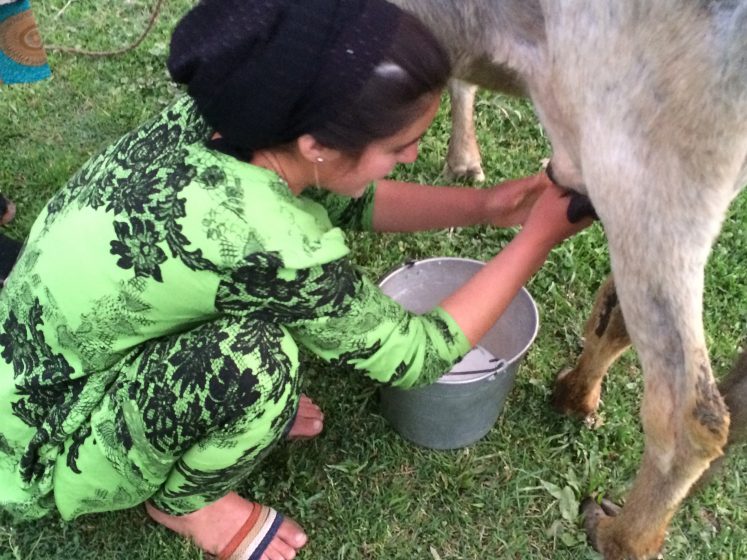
[217, 502, 283, 560]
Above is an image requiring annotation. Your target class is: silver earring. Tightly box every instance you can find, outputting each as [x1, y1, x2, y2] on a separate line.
[316, 157, 324, 163]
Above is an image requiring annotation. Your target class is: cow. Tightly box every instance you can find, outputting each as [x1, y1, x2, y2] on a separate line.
[389, 1, 747, 558]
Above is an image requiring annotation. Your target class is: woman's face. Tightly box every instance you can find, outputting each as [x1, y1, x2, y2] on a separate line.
[319, 94, 441, 197]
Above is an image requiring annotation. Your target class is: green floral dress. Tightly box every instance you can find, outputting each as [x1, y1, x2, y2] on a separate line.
[0, 97, 470, 521]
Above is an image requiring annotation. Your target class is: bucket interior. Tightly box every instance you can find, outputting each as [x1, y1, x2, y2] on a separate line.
[379, 258, 538, 372]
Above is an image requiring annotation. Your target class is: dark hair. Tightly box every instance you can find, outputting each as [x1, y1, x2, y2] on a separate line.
[308, 12, 451, 156]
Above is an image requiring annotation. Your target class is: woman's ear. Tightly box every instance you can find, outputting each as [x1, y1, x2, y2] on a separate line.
[297, 134, 342, 164]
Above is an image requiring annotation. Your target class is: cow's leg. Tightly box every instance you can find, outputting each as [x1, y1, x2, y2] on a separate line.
[582, 262, 731, 559]
[717, 350, 747, 445]
[445, 79, 485, 182]
[552, 274, 631, 417]
[554, 277, 746, 495]
[584, 347, 747, 555]
[576, 162, 736, 560]
[692, 349, 747, 489]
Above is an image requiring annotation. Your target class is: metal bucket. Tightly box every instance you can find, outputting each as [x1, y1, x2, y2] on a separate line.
[378, 257, 539, 449]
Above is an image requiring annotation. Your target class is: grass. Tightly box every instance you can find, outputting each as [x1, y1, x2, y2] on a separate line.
[1, 1, 746, 559]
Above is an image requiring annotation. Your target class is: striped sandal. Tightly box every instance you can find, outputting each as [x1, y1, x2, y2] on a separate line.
[216, 503, 284, 560]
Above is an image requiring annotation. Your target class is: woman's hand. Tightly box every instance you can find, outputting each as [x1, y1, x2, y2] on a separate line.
[484, 172, 553, 228]
[441, 180, 595, 345]
[520, 182, 595, 250]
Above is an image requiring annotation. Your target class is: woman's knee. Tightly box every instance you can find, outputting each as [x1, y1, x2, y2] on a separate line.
[117, 318, 302, 457]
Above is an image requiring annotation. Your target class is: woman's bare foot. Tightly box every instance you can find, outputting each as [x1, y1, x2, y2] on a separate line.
[0, 198, 15, 226]
[287, 394, 323, 439]
[146, 492, 307, 559]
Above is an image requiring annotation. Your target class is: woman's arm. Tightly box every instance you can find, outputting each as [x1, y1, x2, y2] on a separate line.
[439, 227, 552, 345]
[370, 172, 552, 232]
[440, 183, 594, 345]
[290, 185, 592, 388]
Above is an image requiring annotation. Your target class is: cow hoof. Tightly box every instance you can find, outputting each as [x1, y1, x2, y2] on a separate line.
[581, 496, 666, 559]
[551, 367, 602, 418]
[444, 163, 486, 183]
[581, 495, 622, 552]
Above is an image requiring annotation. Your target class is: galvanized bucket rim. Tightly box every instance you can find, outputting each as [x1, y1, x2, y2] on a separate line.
[379, 257, 540, 386]
[437, 358, 507, 385]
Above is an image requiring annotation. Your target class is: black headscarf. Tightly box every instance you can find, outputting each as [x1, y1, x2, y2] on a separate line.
[167, 0, 403, 157]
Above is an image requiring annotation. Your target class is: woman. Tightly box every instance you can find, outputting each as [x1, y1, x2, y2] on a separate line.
[0, 1, 591, 558]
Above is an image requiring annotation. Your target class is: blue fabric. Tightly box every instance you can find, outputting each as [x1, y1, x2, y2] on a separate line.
[0, 0, 51, 85]
[247, 513, 284, 560]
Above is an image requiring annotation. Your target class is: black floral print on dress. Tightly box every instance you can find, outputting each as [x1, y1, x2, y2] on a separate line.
[113, 122, 185, 172]
[41, 99, 216, 283]
[216, 252, 360, 322]
[66, 425, 92, 474]
[225, 321, 290, 397]
[110, 218, 168, 282]
[0, 298, 80, 482]
[169, 328, 230, 398]
[104, 168, 160, 216]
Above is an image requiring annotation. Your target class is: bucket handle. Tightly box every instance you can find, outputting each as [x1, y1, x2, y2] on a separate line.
[448, 357, 508, 376]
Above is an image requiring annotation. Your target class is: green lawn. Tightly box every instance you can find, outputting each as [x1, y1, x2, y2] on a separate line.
[1, 2, 745, 559]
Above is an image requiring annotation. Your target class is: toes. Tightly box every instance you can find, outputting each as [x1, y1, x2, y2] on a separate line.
[262, 518, 306, 559]
[0, 200, 16, 226]
[263, 551, 279, 560]
[289, 417, 323, 438]
[277, 517, 307, 548]
[297, 395, 323, 420]
[263, 540, 296, 560]
[287, 395, 324, 439]
[263, 545, 294, 560]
